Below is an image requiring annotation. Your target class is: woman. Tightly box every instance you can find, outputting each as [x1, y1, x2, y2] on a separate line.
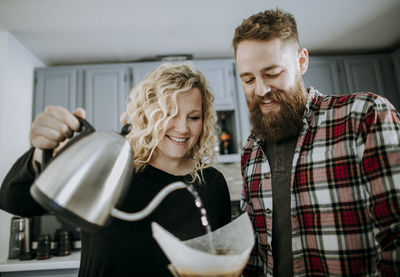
[0, 63, 231, 276]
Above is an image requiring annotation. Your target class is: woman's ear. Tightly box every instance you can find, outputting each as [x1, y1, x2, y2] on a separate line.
[298, 48, 309, 76]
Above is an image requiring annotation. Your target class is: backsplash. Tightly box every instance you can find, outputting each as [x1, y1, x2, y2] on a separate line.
[214, 162, 242, 201]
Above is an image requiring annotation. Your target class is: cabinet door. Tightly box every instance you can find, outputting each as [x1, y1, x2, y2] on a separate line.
[343, 55, 400, 109]
[392, 48, 400, 98]
[192, 60, 236, 110]
[344, 57, 385, 94]
[84, 66, 129, 131]
[33, 68, 78, 118]
[303, 57, 346, 94]
[132, 60, 237, 110]
[234, 64, 250, 149]
[131, 61, 162, 87]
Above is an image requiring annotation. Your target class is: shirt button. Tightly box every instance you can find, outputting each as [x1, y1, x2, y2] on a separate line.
[265, 208, 272, 214]
[264, 172, 271, 178]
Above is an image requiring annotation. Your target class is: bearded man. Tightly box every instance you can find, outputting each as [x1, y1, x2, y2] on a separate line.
[233, 8, 400, 277]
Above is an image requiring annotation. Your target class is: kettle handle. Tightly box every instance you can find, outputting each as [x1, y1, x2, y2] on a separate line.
[42, 117, 96, 170]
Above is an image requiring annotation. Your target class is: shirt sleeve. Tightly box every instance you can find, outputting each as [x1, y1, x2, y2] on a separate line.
[360, 97, 400, 275]
[0, 148, 47, 217]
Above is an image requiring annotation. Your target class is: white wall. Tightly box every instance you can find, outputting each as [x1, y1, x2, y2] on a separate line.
[0, 32, 45, 262]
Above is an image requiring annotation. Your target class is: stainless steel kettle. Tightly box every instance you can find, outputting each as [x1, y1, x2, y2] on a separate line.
[30, 118, 186, 232]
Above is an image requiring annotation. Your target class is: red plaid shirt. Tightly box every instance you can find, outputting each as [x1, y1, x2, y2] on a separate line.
[241, 88, 400, 276]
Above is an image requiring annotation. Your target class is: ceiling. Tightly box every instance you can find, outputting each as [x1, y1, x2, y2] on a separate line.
[1, 0, 400, 66]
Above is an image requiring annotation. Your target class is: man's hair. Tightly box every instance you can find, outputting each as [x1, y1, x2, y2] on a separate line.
[120, 62, 217, 183]
[232, 8, 299, 54]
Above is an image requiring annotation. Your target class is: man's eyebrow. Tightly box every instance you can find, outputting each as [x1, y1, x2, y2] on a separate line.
[239, 65, 281, 78]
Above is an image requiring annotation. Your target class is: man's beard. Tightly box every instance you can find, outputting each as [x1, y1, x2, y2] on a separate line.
[249, 76, 308, 143]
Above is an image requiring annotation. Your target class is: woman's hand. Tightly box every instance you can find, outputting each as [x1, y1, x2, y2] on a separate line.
[30, 106, 86, 166]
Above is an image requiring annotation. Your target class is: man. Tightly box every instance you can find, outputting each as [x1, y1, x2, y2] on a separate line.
[233, 8, 400, 276]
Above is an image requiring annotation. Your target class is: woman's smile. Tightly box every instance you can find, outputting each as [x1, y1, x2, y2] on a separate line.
[166, 135, 189, 143]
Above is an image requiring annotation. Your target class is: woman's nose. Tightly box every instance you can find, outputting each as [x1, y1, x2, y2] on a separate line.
[174, 117, 189, 133]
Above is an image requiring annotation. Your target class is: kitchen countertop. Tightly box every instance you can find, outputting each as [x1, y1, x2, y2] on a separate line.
[215, 162, 242, 201]
[0, 251, 80, 272]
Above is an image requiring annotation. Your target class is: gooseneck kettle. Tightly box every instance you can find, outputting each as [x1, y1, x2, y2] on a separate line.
[30, 117, 186, 232]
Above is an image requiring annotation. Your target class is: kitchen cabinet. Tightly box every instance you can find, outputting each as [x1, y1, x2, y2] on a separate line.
[83, 66, 129, 131]
[34, 65, 131, 131]
[343, 54, 399, 109]
[303, 57, 347, 95]
[33, 59, 247, 163]
[300, 54, 399, 109]
[33, 52, 400, 164]
[131, 59, 238, 110]
[33, 68, 79, 117]
[392, 48, 400, 99]
[343, 56, 385, 93]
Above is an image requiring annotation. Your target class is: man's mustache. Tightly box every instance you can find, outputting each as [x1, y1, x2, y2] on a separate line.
[250, 89, 284, 110]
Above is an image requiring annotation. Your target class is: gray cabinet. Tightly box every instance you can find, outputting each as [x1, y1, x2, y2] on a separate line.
[343, 56, 385, 93]
[302, 54, 399, 109]
[192, 60, 237, 110]
[303, 57, 347, 94]
[343, 54, 399, 109]
[83, 66, 129, 131]
[392, 48, 400, 101]
[131, 61, 160, 87]
[34, 68, 79, 117]
[131, 60, 238, 111]
[34, 65, 130, 131]
[33, 59, 247, 163]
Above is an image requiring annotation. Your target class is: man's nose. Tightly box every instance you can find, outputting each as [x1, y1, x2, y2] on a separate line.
[255, 79, 271, 97]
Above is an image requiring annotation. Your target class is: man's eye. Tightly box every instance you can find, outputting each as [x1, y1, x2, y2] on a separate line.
[266, 72, 280, 78]
[244, 78, 254, 84]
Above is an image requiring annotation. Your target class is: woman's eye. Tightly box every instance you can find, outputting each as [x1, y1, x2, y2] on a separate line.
[189, 116, 201, 120]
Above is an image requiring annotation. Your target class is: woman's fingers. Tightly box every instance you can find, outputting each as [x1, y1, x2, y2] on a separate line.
[29, 106, 86, 149]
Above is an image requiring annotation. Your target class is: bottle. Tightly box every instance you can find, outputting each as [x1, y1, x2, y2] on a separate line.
[56, 230, 72, 256]
[36, 234, 52, 260]
[219, 113, 231, 155]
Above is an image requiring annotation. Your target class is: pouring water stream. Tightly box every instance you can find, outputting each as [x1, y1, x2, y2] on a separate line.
[110, 181, 216, 254]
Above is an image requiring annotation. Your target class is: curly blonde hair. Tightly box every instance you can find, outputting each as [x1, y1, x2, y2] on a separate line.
[120, 62, 217, 183]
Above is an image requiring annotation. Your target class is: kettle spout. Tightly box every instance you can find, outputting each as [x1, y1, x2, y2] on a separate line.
[110, 181, 187, 221]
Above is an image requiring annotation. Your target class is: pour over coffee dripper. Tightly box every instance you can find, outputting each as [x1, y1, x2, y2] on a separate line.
[152, 212, 255, 277]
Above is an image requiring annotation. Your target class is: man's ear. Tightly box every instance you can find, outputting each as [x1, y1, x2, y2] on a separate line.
[298, 48, 309, 75]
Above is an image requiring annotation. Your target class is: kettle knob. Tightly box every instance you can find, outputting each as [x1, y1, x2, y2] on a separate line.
[120, 124, 132, 136]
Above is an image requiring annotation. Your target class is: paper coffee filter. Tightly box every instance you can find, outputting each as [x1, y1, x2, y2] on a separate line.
[151, 213, 254, 275]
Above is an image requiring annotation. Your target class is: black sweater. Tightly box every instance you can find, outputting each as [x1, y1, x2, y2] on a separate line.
[0, 148, 232, 277]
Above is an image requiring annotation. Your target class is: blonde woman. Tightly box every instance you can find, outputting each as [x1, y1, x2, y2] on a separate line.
[0, 63, 231, 276]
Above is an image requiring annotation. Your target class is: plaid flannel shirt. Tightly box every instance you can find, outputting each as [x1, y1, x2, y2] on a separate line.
[240, 88, 400, 277]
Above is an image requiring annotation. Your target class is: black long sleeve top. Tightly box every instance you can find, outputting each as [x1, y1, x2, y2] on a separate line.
[0, 148, 232, 277]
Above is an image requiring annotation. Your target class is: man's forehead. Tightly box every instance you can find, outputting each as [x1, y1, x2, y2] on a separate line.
[236, 40, 297, 71]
